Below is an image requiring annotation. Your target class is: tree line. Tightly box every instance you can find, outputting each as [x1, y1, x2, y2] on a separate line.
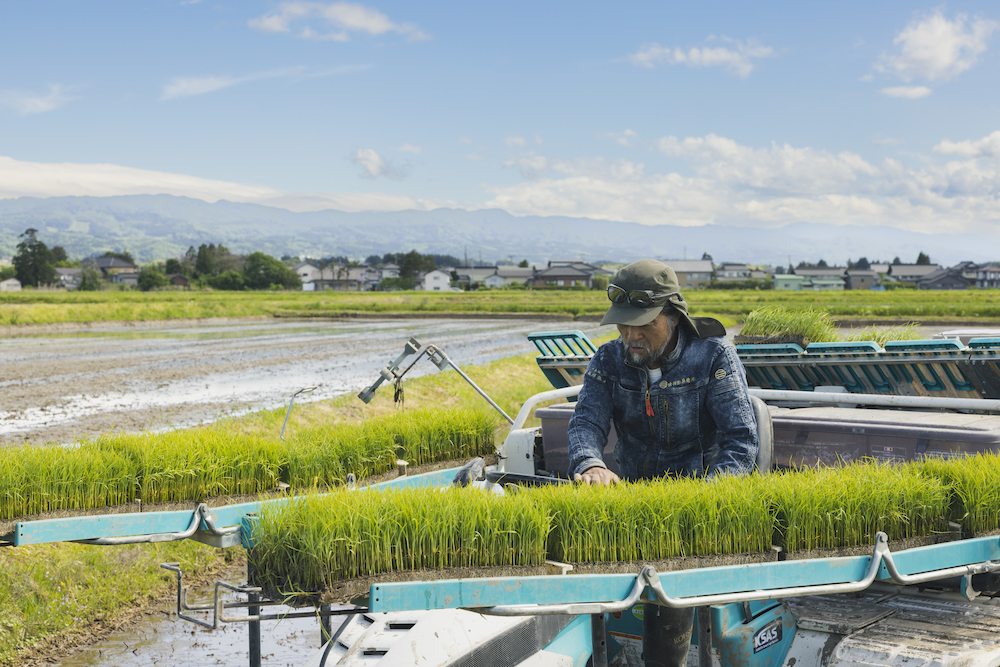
[2, 230, 300, 291]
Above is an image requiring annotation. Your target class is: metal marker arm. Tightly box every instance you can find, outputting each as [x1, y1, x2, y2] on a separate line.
[423, 344, 514, 424]
[281, 386, 317, 440]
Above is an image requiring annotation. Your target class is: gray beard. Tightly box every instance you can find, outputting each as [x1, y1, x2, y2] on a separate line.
[622, 337, 670, 366]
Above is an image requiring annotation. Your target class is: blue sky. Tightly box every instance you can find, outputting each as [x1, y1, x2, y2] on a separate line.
[2, 1, 999, 236]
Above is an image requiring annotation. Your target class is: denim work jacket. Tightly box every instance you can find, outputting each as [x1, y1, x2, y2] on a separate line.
[567, 327, 758, 480]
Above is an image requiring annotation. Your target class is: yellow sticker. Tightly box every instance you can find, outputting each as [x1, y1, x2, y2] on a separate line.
[714, 369, 727, 380]
[659, 381, 668, 389]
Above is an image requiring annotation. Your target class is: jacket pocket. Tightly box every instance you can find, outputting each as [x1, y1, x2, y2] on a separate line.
[663, 387, 701, 446]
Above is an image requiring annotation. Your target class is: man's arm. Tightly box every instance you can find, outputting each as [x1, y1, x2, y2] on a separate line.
[704, 343, 759, 477]
[567, 348, 620, 485]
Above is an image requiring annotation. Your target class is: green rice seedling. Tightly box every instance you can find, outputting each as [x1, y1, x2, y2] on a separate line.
[532, 475, 776, 563]
[768, 462, 948, 552]
[841, 323, 921, 346]
[918, 453, 1000, 534]
[0, 442, 137, 520]
[739, 307, 838, 343]
[285, 408, 498, 488]
[100, 430, 286, 504]
[248, 486, 550, 593]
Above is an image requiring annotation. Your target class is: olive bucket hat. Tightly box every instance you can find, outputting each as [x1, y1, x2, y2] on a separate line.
[601, 259, 726, 339]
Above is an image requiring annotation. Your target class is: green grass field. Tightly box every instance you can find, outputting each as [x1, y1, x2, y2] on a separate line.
[3, 288, 1000, 327]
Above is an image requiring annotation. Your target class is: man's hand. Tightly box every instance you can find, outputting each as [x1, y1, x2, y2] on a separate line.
[574, 466, 620, 486]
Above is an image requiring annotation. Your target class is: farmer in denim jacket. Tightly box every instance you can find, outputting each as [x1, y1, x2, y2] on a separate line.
[567, 258, 758, 667]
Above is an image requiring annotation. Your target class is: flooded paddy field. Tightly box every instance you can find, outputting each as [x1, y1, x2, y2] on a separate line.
[54, 582, 331, 667]
[0, 317, 601, 446]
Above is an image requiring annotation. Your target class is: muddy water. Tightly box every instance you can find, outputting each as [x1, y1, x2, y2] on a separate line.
[56, 582, 335, 666]
[0, 317, 603, 446]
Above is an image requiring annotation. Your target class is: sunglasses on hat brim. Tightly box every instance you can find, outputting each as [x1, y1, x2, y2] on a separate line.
[607, 284, 681, 308]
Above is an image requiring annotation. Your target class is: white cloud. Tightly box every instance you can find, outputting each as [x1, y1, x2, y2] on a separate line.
[352, 148, 408, 180]
[504, 151, 645, 181]
[876, 11, 996, 82]
[534, 134, 543, 145]
[505, 135, 526, 147]
[0, 155, 437, 213]
[249, 2, 429, 42]
[395, 144, 422, 154]
[626, 37, 774, 78]
[934, 131, 1000, 159]
[483, 133, 1000, 234]
[0, 84, 78, 115]
[466, 153, 483, 161]
[161, 65, 368, 100]
[880, 85, 932, 98]
[607, 129, 638, 147]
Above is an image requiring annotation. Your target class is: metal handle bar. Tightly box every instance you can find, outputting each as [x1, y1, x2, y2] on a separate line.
[477, 566, 647, 616]
[749, 388, 1000, 412]
[82, 504, 239, 545]
[881, 552, 1000, 585]
[476, 533, 1000, 616]
[509, 385, 583, 431]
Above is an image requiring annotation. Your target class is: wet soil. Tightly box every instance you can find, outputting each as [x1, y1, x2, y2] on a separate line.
[0, 317, 600, 447]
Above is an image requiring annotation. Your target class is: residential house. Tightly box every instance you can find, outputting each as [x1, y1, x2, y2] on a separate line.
[0, 277, 21, 292]
[919, 267, 970, 290]
[533, 265, 592, 288]
[381, 263, 401, 279]
[454, 266, 498, 287]
[495, 266, 536, 286]
[95, 256, 136, 278]
[55, 267, 82, 289]
[975, 266, 1000, 288]
[774, 275, 808, 291]
[420, 269, 451, 291]
[663, 260, 713, 290]
[952, 261, 980, 282]
[888, 264, 942, 283]
[483, 273, 506, 289]
[774, 274, 844, 291]
[845, 270, 878, 290]
[111, 272, 139, 288]
[789, 267, 847, 290]
[294, 262, 322, 283]
[870, 263, 890, 275]
[792, 266, 848, 280]
[330, 265, 380, 291]
[715, 263, 751, 281]
[168, 274, 190, 288]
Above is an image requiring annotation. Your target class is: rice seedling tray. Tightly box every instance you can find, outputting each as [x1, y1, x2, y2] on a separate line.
[0, 458, 474, 542]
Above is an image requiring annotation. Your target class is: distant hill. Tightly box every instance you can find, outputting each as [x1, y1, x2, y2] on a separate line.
[0, 195, 990, 267]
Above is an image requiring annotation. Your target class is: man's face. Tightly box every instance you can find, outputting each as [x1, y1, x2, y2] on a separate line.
[617, 311, 676, 366]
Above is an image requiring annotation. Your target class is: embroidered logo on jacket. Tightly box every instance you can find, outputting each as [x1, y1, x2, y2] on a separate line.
[714, 369, 727, 380]
[660, 376, 694, 388]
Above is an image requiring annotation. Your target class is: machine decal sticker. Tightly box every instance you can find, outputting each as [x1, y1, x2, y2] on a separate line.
[753, 621, 782, 653]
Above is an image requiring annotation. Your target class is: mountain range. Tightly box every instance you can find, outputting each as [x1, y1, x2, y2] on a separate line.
[0, 195, 990, 268]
